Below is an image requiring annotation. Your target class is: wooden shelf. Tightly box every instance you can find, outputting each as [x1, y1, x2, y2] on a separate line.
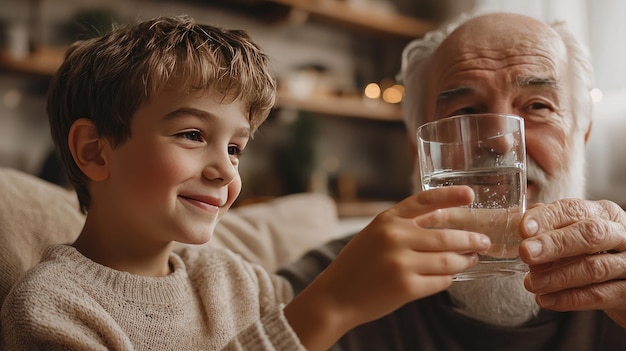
[0, 48, 64, 77]
[275, 92, 401, 121]
[0, 48, 402, 121]
[263, 0, 437, 38]
[0, 1, 424, 121]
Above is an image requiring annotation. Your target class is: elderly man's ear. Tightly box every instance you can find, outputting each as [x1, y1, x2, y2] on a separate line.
[68, 118, 110, 182]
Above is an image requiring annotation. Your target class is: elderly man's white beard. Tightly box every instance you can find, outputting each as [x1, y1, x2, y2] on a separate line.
[440, 147, 586, 326]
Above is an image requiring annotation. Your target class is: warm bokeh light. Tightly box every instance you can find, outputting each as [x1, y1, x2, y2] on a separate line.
[382, 84, 404, 104]
[364, 82, 381, 99]
[590, 88, 603, 103]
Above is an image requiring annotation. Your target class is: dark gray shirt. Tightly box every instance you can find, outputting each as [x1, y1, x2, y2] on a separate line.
[278, 235, 626, 351]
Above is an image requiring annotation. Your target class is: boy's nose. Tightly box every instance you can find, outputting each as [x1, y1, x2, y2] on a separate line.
[202, 154, 236, 185]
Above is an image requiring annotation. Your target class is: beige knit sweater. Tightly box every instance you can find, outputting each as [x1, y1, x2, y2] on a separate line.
[1, 244, 306, 350]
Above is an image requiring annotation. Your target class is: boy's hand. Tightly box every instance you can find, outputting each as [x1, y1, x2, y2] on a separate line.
[284, 185, 491, 351]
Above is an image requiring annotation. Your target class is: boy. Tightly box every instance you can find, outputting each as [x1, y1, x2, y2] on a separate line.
[1, 15, 489, 350]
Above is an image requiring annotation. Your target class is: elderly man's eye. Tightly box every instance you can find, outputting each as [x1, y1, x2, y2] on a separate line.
[529, 102, 550, 110]
[450, 107, 479, 116]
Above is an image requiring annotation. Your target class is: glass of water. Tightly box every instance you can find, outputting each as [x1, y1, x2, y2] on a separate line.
[417, 113, 527, 281]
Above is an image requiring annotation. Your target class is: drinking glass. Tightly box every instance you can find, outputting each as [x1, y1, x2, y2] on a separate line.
[417, 113, 527, 281]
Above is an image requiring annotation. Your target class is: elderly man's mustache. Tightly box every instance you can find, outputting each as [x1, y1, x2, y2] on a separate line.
[526, 157, 549, 191]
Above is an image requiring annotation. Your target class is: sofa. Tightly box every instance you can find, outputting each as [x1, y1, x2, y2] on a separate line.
[0, 166, 342, 310]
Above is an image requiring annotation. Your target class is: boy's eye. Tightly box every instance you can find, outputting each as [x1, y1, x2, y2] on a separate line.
[180, 130, 203, 142]
[228, 145, 243, 156]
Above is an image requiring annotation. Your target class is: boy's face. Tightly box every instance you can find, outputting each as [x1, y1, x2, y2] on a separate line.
[99, 87, 250, 246]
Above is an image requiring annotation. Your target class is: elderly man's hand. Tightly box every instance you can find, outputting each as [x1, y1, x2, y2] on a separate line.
[519, 199, 626, 328]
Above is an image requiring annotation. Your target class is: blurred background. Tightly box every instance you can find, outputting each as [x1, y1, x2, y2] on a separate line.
[0, 0, 624, 216]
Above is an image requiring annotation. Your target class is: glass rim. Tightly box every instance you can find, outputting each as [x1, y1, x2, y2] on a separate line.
[418, 113, 523, 129]
[416, 113, 524, 141]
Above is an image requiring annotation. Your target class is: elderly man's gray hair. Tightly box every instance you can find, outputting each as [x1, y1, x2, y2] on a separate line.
[397, 13, 594, 147]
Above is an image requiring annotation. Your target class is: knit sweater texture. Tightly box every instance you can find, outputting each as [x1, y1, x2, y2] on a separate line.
[1, 244, 306, 350]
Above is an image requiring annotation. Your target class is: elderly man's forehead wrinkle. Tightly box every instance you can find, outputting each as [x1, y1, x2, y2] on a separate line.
[515, 76, 559, 89]
[435, 28, 566, 70]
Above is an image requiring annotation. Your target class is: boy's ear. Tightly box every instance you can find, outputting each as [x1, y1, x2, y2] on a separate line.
[68, 118, 109, 181]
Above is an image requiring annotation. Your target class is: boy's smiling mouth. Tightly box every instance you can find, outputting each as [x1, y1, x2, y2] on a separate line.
[179, 194, 223, 212]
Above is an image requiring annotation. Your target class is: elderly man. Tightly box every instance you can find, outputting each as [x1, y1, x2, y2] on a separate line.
[279, 12, 626, 350]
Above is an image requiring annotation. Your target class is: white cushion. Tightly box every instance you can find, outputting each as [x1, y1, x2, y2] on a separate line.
[0, 167, 338, 306]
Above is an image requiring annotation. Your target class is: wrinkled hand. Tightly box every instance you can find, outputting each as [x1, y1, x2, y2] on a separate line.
[284, 186, 491, 351]
[519, 199, 626, 328]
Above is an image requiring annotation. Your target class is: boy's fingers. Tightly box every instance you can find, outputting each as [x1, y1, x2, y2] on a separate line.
[412, 251, 479, 275]
[412, 227, 491, 253]
[389, 186, 474, 219]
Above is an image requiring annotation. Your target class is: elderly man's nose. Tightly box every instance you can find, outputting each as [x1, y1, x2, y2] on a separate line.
[479, 118, 516, 154]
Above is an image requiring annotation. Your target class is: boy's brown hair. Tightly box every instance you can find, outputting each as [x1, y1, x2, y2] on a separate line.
[47, 15, 276, 213]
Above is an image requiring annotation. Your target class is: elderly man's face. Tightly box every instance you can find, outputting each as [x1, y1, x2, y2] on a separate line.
[420, 14, 588, 206]
[410, 13, 593, 326]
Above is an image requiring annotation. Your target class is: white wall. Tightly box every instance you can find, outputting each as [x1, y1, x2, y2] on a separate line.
[587, 0, 626, 91]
